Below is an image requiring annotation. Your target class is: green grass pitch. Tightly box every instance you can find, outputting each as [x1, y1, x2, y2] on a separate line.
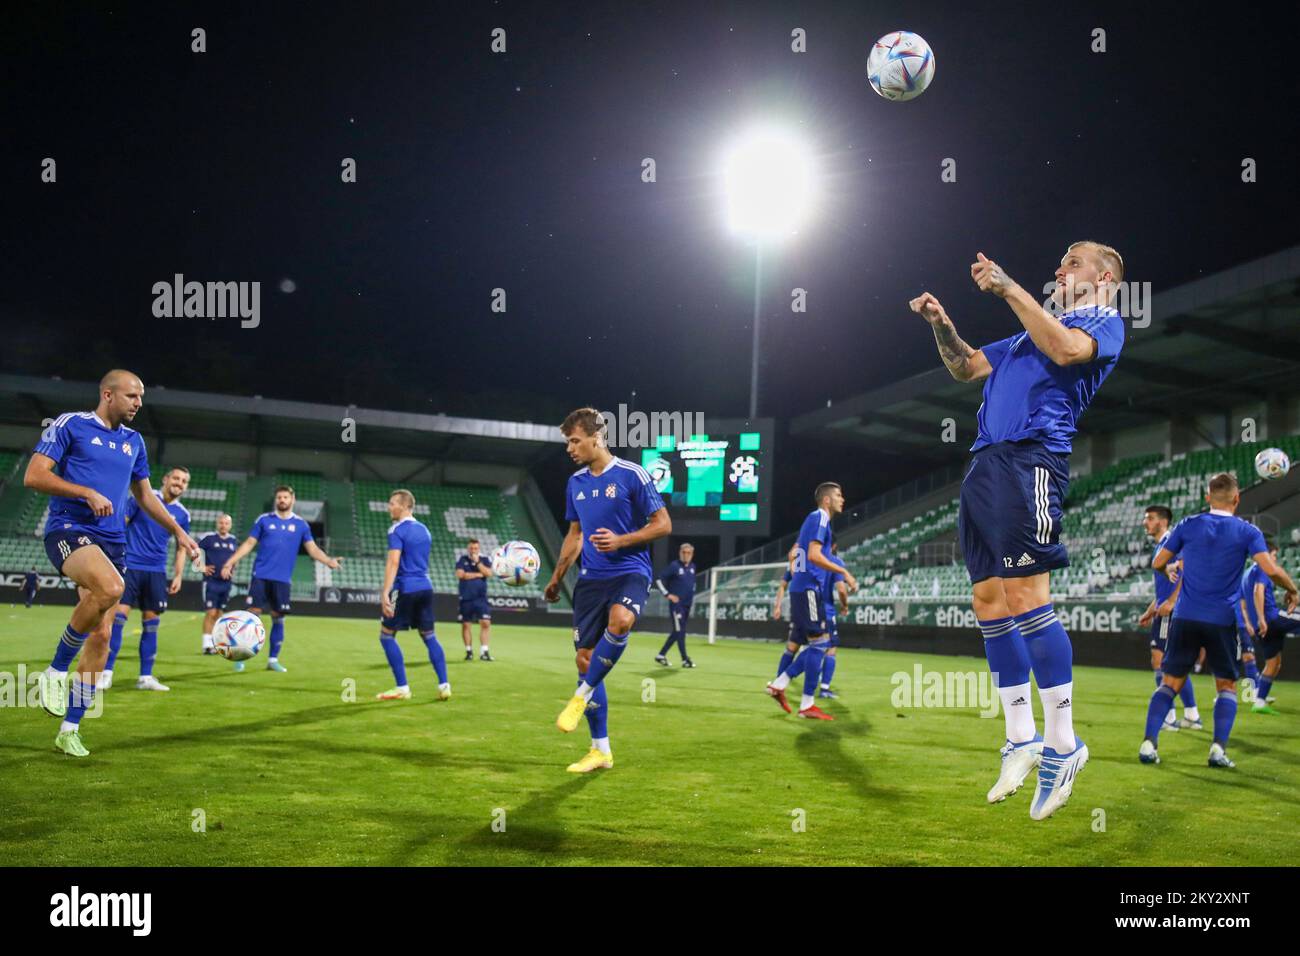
[2, 605, 1296, 866]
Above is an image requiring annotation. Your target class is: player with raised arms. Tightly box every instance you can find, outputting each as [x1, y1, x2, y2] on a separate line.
[198, 513, 239, 654]
[375, 489, 450, 701]
[911, 242, 1126, 819]
[25, 370, 200, 757]
[1140, 474, 1298, 767]
[543, 408, 671, 773]
[220, 484, 341, 672]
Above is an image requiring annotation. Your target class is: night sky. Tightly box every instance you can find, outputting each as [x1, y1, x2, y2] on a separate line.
[4, 2, 1298, 546]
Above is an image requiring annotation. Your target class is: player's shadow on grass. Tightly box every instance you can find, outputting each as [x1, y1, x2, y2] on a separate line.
[791, 707, 899, 804]
[92, 701, 367, 752]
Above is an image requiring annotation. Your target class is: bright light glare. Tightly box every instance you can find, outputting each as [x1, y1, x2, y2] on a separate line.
[722, 128, 816, 241]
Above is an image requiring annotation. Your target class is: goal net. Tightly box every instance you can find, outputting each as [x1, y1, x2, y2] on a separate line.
[700, 561, 790, 643]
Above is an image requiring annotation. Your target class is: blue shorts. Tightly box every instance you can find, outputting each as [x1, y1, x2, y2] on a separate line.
[457, 595, 491, 623]
[789, 587, 828, 644]
[959, 441, 1069, 584]
[44, 529, 126, 577]
[203, 579, 233, 610]
[669, 601, 692, 636]
[248, 577, 292, 614]
[1163, 617, 1238, 680]
[1148, 615, 1171, 652]
[1255, 615, 1300, 662]
[383, 588, 436, 633]
[122, 568, 170, 613]
[572, 573, 649, 650]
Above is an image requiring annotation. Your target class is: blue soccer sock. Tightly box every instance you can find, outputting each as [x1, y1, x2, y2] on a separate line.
[801, 642, 827, 702]
[1178, 676, 1197, 712]
[380, 634, 407, 687]
[820, 655, 837, 688]
[776, 649, 794, 678]
[580, 629, 628, 691]
[1144, 684, 1177, 741]
[980, 616, 1034, 743]
[1257, 675, 1274, 702]
[138, 618, 159, 678]
[1153, 669, 1163, 689]
[51, 624, 89, 673]
[64, 676, 96, 727]
[1243, 658, 1259, 682]
[784, 650, 808, 679]
[268, 617, 285, 659]
[584, 679, 609, 741]
[420, 630, 448, 684]
[1213, 689, 1237, 747]
[1016, 605, 1075, 753]
[104, 613, 127, 671]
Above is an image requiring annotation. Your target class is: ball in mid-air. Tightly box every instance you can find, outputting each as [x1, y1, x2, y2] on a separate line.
[1254, 447, 1291, 481]
[213, 610, 266, 661]
[868, 31, 935, 102]
[491, 540, 541, 587]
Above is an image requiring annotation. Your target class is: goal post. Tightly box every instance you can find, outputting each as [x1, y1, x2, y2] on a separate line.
[703, 561, 790, 644]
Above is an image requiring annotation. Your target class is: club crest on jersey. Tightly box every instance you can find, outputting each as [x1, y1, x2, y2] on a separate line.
[604, 483, 617, 498]
[122, 443, 132, 455]
[287, 523, 296, 531]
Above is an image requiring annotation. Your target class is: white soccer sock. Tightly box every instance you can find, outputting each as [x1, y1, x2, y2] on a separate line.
[439, 682, 450, 691]
[998, 682, 1036, 744]
[202, 633, 213, 647]
[59, 720, 78, 734]
[592, 737, 611, 754]
[397, 684, 410, 692]
[800, 693, 816, 711]
[1184, 706, 1200, 722]
[1163, 709, 1178, 725]
[770, 672, 791, 692]
[576, 680, 594, 701]
[1038, 681, 1075, 753]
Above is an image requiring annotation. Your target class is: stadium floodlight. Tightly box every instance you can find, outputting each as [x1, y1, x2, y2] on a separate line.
[720, 126, 817, 419]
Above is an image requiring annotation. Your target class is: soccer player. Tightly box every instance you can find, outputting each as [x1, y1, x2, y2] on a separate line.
[455, 539, 494, 661]
[1239, 538, 1299, 716]
[25, 370, 200, 757]
[375, 489, 450, 701]
[1139, 474, 1298, 768]
[912, 242, 1126, 819]
[770, 546, 801, 674]
[654, 542, 697, 667]
[1234, 591, 1262, 700]
[220, 485, 341, 672]
[101, 465, 192, 691]
[764, 483, 858, 720]
[1136, 505, 1201, 731]
[19, 566, 39, 608]
[543, 408, 671, 773]
[198, 513, 238, 654]
[818, 542, 850, 699]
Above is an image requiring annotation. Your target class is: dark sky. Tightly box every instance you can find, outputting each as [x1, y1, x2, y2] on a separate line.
[4, 1, 1299, 549]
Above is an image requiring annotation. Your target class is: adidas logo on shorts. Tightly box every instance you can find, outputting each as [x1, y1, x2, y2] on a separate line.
[1016, 553, 1035, 567]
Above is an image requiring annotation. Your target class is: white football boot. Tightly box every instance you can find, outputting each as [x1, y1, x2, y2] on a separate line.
[1029, 737, 1088, 820]
[136, 675, 171, 692]
[987, 735, 1043, 803]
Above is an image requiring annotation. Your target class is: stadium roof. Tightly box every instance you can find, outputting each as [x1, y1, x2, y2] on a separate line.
[792, 244, 1300, 461]
[0, 374, 561, 469]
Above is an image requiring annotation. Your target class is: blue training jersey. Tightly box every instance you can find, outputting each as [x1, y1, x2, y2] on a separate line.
[1165, 511, 1266, 627]
[248, 511, 314, 584]
[824, 553, 846, 613]
[456, 554, 491, 599]
[387, 516, 433, 594]
[790, 508, 833, 594]
[972, 306, 1124, 455]
[564, 457, 666, 581]
[1239, 563, 1278, 629]
[1151, 531, 1177, 604]
[124, 492, 190, 572]
[657, 560, 697, 602]
[199, 533, 238, 575]
[33, 411, 150, 545]
[23, 571, 38, 590]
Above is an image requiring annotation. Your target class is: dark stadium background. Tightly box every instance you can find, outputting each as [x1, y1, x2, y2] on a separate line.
[3, 1, 1298, 563]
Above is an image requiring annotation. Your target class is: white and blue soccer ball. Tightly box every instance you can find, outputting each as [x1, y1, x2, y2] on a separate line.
[1254, 447, 1291, 481]
[491, 540, 541, 587]
[867, 30, 935, 102]
[213, 610, 266, 661]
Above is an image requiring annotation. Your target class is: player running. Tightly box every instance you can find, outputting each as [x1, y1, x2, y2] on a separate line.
[455, 539, 494, 660]
[220, 485, 341, 672]
[543, 408, 671, 773]
[375, 489, 450, 701]
[101, 465, 192, 691]
[1238, 537, 1298, 716]
[654, 542, 697, 667]
[25, 370, 200, 757]
[1140, 474, 1298, 767]
[764, 483, 858, 720]
[198, 513, 238, 654]
[912, 242, 1126, 819]
[1137, 505, 1201, 731]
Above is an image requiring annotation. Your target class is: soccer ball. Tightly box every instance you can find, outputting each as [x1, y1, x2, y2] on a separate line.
[867, 31, 935, 102]
[491, 540, 541, 587]
[213, 610, 266, 661]
[1254, 448, 1291, 481]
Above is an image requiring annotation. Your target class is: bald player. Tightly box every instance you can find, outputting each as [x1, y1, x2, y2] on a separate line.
[26, 370, 200, 757]
[198, 513, 239, 653]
